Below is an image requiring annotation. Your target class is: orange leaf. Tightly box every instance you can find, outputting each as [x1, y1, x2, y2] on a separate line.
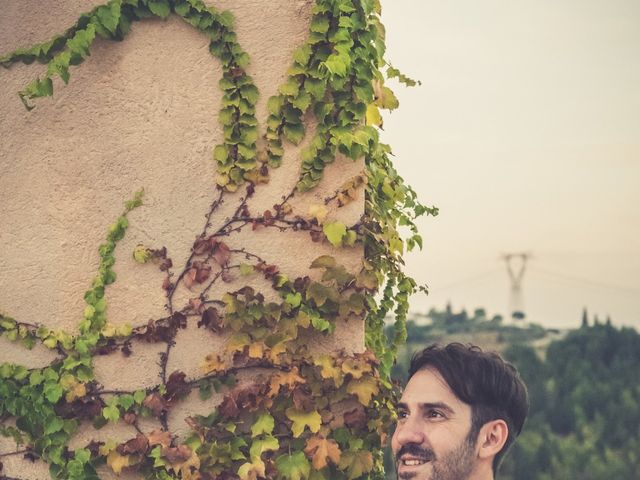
[304, 436, 341, 470]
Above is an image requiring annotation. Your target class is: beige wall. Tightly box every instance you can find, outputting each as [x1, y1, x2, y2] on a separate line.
[0, 1, 364, 478]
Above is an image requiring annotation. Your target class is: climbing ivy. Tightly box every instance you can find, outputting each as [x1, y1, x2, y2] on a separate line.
[0, 1, 437, 479]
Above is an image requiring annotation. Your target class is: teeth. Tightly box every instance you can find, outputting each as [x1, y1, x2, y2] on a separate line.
[403, 459, 426, 466]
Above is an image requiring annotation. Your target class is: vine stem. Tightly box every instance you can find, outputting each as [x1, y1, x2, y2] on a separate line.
[0, 449, 29, 458]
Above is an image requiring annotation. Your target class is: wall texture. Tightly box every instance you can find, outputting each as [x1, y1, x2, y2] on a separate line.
[0, 1, 365, 478]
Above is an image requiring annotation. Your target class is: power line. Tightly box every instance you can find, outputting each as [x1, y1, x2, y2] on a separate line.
[531, 265, 640, 294]
[431, 268, 502, 292]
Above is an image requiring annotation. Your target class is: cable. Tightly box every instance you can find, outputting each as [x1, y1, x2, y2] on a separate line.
[431, 268, 502, 292]
[531, 265, 640, 295]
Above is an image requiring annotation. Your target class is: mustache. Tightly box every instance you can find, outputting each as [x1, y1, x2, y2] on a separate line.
[396, 444, 436, 462]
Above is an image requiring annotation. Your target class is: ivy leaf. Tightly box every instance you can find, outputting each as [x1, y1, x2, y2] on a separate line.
[276, 451, 311, 480]
[107, 450, 133, 475]
[249, 434, 279, 460]
[310, 17, 330, 34]
[323, 222, 346, 247]
[251, 412, 275, 437]
[308, 204, 328, 224]
[238, 458, 266, 480]
[148, 0, 171, 19]
[292, 90, 311, 112]
[283, 123, 305, 145]
[133, 244, 151, 263]
[304, 78, 325, 100]
[304, 436, 341, 470]
[346, 376, 379, 406]
[365, 103, 382, 127]
[44, 382, 64, 403]
[94, 1, 122, 35]
[102, 403, 120, 422]
[279, 78, 300, 97]
[338, 450, 374, 479]
[286, 407, 322, 438]
[313, 355, 344, 387]
[241, 84, 259, 104]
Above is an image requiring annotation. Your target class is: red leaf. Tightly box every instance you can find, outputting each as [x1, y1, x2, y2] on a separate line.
[162, 444, 192, 464]
[165, 371, 190, 402]
[199, 307, 224, 333]
[193, 236, 211, 255]
[117, 433, 149, 455]
[213, 242, 231, 267]
[143, 393, 167, 417]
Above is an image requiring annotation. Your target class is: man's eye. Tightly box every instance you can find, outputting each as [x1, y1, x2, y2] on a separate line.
[397, 410, 409, 419]
[427, 410, 444, 419]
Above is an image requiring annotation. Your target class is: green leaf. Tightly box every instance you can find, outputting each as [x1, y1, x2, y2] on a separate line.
[279, 78, 300, 97]
[285, 407, 321, 438]
[44, 383, 64, 403]
[148, 0, 171, 19]
[291, 90, 311, 112]
[102, 404, 120, 422]
[304, 78, 325, 99]
[285, 292, 302, 308]
[283, 123, 304, 145]
[249, 435, 279, 461]
[239, 263, 254, 276]
[44, 417, 64, 435]
[310, 17, 330, 34]
[267, 95, 284, 115]
[94, 1, 122, 35]
[240, 84, 259, 104]
[323, 222, 346, 247]
[276, 451, 311, 480]
[251, 412, 275, 437]
[293, 44, 312, 65]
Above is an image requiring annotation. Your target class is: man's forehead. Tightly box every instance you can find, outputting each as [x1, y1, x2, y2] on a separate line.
[400, 367, 465, 408]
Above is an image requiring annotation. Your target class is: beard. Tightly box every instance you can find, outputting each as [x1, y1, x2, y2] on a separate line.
[397, 431, 476, 480]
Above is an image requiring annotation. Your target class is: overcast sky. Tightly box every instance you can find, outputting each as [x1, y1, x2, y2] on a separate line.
[381, 0, 640, 329]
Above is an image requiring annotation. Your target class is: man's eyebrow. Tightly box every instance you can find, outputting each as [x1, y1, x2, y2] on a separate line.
[419, 402, 455, 414]
[395, 401, 455, 414]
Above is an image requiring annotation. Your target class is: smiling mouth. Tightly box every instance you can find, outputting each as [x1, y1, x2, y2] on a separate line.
[400, 457, 430, 467]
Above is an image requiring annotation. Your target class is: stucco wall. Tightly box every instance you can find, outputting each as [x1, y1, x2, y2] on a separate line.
[0, 1, 365, 478]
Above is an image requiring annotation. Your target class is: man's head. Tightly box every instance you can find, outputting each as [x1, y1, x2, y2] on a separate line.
[391, 343, 528, 480]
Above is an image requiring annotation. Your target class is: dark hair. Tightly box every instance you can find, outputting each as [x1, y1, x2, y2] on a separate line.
[408, 343, 529, 472]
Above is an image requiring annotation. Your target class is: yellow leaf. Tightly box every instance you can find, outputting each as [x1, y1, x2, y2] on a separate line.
[226, 333, 251, 354]
[201, 353, 228, 374]
[107, 450, 133, 475]
[268, 339, 289, 363]
[286, 407, 322, 438]
[308, 204, 328, 224]
[304, 436, 342, 470]
[238, 458, 266, 480]
[341, 358, 372, 380]
[248, 342, 264, 359]
[346, 376, 379, 406]
[268, 368, 305, 397]
[169, 450, 200, 478]
[338, 450, 373, 479]
[365, 104, 382, 127]
[65, 382, 87, 402]
[313, 355, 344, 387]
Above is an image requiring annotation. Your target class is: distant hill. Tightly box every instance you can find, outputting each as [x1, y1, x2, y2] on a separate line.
[385, 306, 640, 480]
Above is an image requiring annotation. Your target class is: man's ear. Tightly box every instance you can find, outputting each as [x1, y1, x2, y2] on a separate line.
[476, 419, 509, 460]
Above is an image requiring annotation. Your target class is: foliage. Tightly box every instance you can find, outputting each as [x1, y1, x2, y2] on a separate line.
[385, 310, 640, 479]
[500, 321, 640, 480]
[0, 1, 435, 479]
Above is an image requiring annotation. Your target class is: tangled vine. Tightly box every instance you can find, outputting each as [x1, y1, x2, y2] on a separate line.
[0, 0, 437, 479]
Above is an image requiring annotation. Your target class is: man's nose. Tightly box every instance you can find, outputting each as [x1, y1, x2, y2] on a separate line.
[394, 419, 426, 446]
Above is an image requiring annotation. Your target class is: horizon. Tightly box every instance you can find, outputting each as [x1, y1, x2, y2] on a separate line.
[382, 0, 640, 330]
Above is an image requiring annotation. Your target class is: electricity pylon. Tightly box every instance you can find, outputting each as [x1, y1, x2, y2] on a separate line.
[501, 252, 531, 321]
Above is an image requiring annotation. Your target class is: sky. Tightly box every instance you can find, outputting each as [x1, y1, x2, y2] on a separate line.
[381, 0, 640, 329]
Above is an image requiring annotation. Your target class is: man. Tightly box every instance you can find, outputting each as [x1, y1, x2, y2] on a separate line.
[391, 343, 528, 480]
